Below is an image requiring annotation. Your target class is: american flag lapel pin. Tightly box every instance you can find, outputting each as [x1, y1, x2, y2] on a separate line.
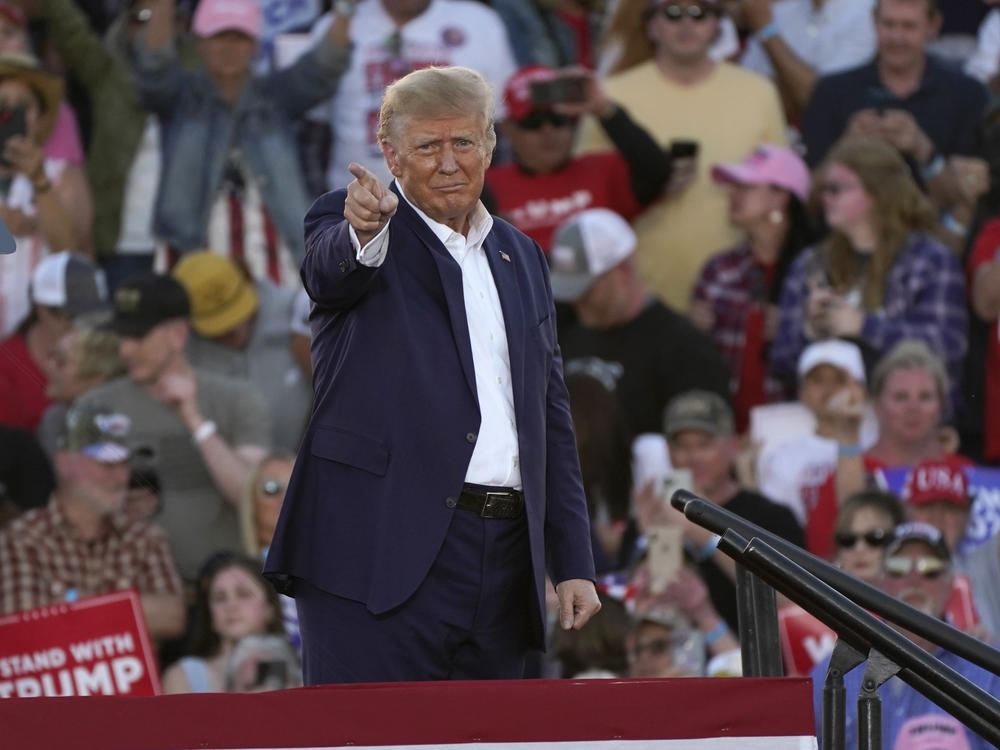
[499, 250, 511, 263]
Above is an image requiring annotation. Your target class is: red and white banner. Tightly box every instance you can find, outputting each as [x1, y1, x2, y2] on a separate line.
[1, 676, 817, 750]
[0, 590, 160, 698]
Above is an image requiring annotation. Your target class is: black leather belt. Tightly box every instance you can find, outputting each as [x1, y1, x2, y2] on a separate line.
[456, 484, 524, 519]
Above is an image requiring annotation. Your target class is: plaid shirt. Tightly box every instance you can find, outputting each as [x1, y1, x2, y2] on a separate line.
[692, 243, 789, 402]
[0, 499, 183, 615]
[771, 233, 968, 408]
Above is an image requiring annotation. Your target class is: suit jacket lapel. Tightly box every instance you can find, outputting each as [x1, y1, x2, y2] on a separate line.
[484, 234, 526, 417]
[391, 184, 479, 400]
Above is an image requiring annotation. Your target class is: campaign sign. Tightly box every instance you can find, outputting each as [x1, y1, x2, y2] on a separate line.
[778, 604, 836, 676]
[0, 590, 160, 698]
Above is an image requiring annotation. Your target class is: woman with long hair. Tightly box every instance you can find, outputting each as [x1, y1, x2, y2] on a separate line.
[160, 552, 287, 694]
[690, 143, 815, 429]
[771, 137, 968, 414]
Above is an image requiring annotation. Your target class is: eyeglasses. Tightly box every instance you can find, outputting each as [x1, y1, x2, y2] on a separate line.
[516, 110, 576, 131]
[884, 555, 947, 579]
[633, 637, 671, 659]
[834, 529, 891, 549]
[260, 479, 286, 496]
[819, 181, 861, 197]
[654, 3, 716, 22]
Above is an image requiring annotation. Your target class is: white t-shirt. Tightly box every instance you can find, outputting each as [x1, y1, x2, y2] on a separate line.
[965, 9, 1000, 84]
[757, 433, 839, 527]
[116, 116, 161, 255]
[311, 0, 518, 191]
[740, 0, 876, 80]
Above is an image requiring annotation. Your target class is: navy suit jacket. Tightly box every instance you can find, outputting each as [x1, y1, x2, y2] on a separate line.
[264, 185, 595, 645]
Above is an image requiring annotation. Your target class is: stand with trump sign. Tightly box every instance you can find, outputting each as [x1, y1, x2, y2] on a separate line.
[0, 590, 160, 698]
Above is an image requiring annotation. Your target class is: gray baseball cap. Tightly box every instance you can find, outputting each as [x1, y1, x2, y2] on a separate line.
[30, 251, 109, 318]
[548, 208, 636, 302]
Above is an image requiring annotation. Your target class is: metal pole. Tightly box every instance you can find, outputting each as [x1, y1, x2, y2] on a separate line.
[736, 564, 783, 677]
[822, 640, 866, 750]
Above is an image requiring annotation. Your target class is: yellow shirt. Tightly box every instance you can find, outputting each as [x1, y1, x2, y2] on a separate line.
[576, 61, 788, 309]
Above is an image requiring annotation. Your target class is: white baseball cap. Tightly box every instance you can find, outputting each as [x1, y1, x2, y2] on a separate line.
[30, 251, 109, 318]
[548, 208, 636, 302]
[797, 339, 866, 383]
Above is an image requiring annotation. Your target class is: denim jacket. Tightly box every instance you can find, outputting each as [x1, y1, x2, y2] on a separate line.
[133, 36, 351, 261]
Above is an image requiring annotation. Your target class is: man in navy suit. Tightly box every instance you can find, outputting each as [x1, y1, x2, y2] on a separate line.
[264, 66, 600, 683]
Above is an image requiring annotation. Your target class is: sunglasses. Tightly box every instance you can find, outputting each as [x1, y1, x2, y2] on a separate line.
[834, 528, 891, 549]
[884, 555, 947, 579]
[653, 3, 716, 22]
[516, 110, 576, 131]
[633, 637, 671, 659]
[260, 479, 286, 496]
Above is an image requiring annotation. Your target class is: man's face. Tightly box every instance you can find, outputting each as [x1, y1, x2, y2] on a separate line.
[880, 539, 952, 618]
[874, 0, 939, 74]
[200, 30, 257, 81]
[502, 112, 575, 175]
[58, 452, 130, 516]
[874, 366, 942, 447]
[628, 621, 676, 678]
[667, 429, 733, 496]
[382, 113, 493, 232]
[572, 267, 624, 329]
[908, 501, 970, 552]
[648, 1, 720, 66]
[799, 364, 852, 415]
[118, 321, 183, 387]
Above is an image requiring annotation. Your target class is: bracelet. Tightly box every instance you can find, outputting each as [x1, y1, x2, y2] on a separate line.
[32, 176, 51, 194]
[697, 534, 720, 562]
[922, 153, 945, 180]
[941, 212, 968, 237]
[756, 22, 780, 42]
[703, 621, 728, 646]
[192, 420, 217, 445]
[838, 443, 864, 457]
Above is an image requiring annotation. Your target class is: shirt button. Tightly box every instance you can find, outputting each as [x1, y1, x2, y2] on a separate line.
[445, 496, 457, 508]
[496, 376, 503, 384]
[466, 432, 477, 443]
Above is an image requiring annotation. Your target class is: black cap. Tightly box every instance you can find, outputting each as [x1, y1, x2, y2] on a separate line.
[108, 272, 190, 337]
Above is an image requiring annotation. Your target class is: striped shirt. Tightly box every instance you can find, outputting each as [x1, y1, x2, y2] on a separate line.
[0, 499, 182, 615]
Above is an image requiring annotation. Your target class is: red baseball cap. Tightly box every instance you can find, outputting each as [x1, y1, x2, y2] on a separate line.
[902, 460, 970, 510]
[503, 65, 558, 122]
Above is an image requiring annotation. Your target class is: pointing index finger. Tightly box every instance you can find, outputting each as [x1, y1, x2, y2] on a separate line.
[347, 161, 386, 199]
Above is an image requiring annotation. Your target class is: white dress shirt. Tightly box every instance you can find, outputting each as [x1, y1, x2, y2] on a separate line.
[349, 184, 522, 488]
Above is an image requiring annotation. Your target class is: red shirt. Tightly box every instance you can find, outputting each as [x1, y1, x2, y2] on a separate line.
[967, 217, 1000, 461]
[486, 152, 642, 253]
[0, 333, 50, 432]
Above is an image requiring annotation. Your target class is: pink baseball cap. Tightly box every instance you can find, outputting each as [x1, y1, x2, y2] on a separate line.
[712, 144, 811, 202]
[192, 0, 262, 39]
[893, 714, 971, 750]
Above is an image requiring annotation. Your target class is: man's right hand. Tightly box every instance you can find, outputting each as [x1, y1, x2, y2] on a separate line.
[345, 162, 398, 247]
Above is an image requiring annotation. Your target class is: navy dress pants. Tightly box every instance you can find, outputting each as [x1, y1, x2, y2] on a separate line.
[296, 507, 535, 683]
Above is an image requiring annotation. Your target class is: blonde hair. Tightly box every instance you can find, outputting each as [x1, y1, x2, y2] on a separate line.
[377, 66, 497, 152]
[870, 339, 949, 406]
[238, 452, 295, 559]
[600, 0, 656, 75]
[816, 137, 936, 310]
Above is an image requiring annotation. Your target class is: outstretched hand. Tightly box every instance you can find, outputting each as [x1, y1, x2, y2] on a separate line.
[345, 162, 398, 247]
